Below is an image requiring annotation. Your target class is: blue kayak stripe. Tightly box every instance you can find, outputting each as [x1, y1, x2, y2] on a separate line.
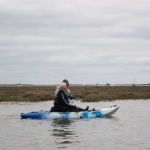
[59, 112, 70, 118]
[91, 111, 103, 117]
[81, 112, 88, 118]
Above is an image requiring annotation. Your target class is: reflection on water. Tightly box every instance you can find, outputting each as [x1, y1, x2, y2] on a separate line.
[1, 100, 150, 150]
[103, 115, 119, 120]
[51, 119, 79, 148]
[52, 119, 74, 127]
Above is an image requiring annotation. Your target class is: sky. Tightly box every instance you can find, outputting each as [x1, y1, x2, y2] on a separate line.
[0, 0, 150, 85]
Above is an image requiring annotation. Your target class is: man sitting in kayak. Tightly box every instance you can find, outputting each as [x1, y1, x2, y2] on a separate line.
[50, 82, 89, 112]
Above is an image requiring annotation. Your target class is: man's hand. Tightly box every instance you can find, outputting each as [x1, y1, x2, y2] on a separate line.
[69, 95, 74, 100]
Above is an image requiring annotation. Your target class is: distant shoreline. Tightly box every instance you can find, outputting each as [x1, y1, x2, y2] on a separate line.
[0, 85, 150, 102]
[0, 83, 150, 87]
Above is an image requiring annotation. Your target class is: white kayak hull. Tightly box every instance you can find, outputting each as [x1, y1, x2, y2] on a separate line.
[21, 105, 119, 119]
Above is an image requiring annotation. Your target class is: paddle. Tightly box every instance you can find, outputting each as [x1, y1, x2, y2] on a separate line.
[62, 79, 69, 89]
[62, 79, 71, 98]
[62, 79, 78, 112]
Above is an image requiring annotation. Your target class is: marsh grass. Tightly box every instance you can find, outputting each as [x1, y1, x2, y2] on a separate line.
[69, 86, 150, 102]
[0, 86, 150, 102]
[0, 86, 55, 102]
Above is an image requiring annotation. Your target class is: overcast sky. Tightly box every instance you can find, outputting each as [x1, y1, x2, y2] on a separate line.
[0, 0, 150, 85]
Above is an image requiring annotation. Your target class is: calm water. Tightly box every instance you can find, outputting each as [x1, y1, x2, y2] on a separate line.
[0, 100, 150, 150]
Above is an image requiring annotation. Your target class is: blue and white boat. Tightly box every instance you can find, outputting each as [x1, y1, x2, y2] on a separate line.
[21, 105, 119, 119]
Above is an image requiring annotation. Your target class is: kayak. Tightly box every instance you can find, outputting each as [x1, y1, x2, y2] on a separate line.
[21, 105, 119, 119]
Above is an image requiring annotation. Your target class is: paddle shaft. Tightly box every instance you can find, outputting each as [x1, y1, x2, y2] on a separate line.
[62, 79, 78, 112]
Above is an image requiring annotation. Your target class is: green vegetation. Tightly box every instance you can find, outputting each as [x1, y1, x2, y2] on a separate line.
[0, 86, 150, 102]
[70, 86, 150, 102]
[0, 86, 55, 102]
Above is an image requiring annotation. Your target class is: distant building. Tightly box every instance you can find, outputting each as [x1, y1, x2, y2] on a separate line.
[17, 83, 23, 86]
[132, 83, 136, 86]
[106, 83, 110, 86]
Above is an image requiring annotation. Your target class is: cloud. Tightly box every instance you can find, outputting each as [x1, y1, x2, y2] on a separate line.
[0, 0, 150, 84]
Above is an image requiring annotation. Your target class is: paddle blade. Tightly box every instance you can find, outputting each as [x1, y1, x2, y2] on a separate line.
[62, 79, 69, 88]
